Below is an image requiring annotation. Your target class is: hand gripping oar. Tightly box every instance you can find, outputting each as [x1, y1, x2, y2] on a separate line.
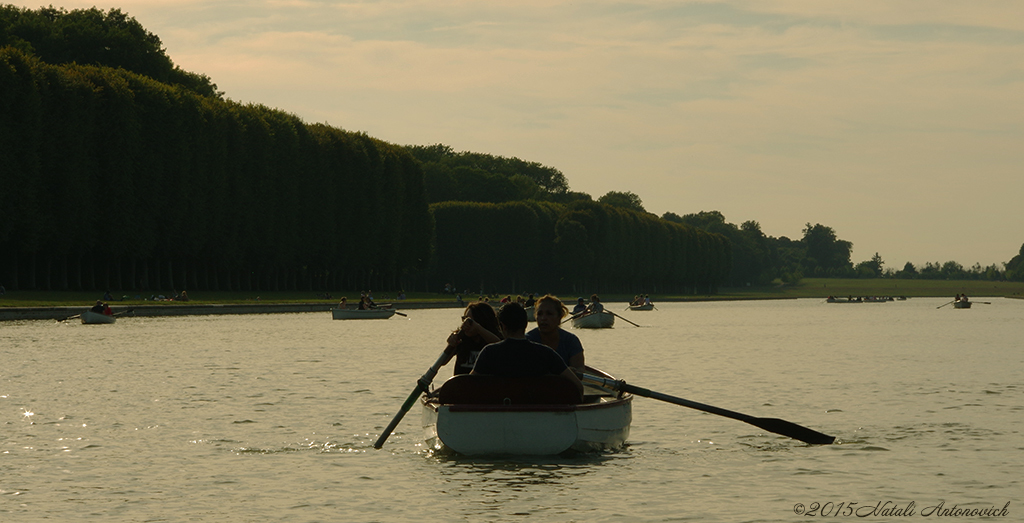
[578, 373, 836, 445]
[373, 350, 454, 449]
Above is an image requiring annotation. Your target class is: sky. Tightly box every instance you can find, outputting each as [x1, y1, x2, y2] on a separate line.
[16, 1, 1024, 269]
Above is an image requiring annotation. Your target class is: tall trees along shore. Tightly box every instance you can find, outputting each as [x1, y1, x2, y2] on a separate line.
[0, 6, 728, 295]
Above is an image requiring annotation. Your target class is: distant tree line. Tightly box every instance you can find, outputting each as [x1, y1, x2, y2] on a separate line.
[431, 200, 729, 295]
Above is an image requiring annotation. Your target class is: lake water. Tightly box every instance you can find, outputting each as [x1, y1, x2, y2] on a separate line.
[2, 298, 1021, 522]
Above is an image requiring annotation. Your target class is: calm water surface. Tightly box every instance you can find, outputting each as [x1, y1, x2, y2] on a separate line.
[2, 298, 1021, 522]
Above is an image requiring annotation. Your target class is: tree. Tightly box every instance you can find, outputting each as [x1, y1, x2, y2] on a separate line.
[597, 191, 646, 213]
[1005, 243, 1024, 281]
[801, 223, 853, 276]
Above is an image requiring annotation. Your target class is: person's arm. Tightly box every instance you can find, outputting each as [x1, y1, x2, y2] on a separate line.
[462, 317, 499, 344]
[560, 367, 584, 395]
[568, 351, 585, 371]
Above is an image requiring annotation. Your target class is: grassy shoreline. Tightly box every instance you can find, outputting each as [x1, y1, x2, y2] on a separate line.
[2, 278, 1022, 308]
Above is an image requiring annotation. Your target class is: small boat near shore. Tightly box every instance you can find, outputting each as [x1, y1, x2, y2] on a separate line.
[80, 310, 116, 324]
[628, 303, 654, 311]
[953, 300, 972, 309]
[422, 366, 632, 456]
[571, 311, 615, 328]
[331, 308, 397, 320]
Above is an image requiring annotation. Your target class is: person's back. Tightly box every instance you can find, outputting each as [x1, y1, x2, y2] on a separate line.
[472, 302, 583, 394]
[472, 338, 567, 378]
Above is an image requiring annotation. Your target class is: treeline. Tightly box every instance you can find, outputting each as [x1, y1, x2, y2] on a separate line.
[0, 45, 432, 293]
[431, 201, 730, 295]
[0, 5, 731, 296]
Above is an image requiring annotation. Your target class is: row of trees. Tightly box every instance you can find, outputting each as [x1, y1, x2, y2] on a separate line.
[0, 6, 732, 295]
[0, 45, 432, 293]
[431, 201, 729, 295]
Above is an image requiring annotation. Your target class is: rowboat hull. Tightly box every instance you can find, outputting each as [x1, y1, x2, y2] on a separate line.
[422, 368, 632, 456]
[953, 301, 972, 309]
[331, 308, 396, 320]
[81, 310, 116, 324]
[628, 304, 653, 311]
[571, 311, 615, 328]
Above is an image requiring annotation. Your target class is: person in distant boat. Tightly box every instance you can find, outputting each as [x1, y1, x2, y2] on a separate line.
[959, 294, 969, 303]
[444, 301, 502, 375]
[526, 295, 585, 370]
[571, 297, 587, 315]
[471, 302, 583, 395]
[644, 294, 652, 306]
[524, 293, 535, 308]
[587, 294, 604, 313]
[338, 297, 348, 309]
[357, 296, 370, 310]
[91, 300, 112, 315]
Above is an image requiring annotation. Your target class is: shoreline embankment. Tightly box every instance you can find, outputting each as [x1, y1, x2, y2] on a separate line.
[0, 301, 464, 322]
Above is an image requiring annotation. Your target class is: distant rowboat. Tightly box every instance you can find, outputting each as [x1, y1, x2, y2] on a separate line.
[628, 303, 654, 311]
[331, 308, 396, 320]
[571, 311, 615, 329]
[81, 310, 116, 324]
[953, 300, 972, 309]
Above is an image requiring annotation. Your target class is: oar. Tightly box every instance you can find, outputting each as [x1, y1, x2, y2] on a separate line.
[58, 313, 82, 322]
[112, 308, 134, 317]
[579, 373, 835, 445]
[373, 349, 454, 449]
[610, 311, 640, 328]
[393, 310, 408, 317]
[561, 311, 587, 325]
[936, 300, 955, 309]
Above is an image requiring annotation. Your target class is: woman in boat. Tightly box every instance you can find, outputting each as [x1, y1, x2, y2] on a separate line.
[587, 294, 604, 313]
[445, 302, 502, 375]
[471, 302, 583, 394]
[526, 295, 585, 370]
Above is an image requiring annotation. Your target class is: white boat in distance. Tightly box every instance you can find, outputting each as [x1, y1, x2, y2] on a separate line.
[628, 303, 654, 311]
[331, 308, 396, 320]
[571, 311, 615, 329]
[422, 366, 632, 456]
[81, 310, 116, 324]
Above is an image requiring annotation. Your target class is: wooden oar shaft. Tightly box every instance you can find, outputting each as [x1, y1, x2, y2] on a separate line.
[579, 373, 835, 445]
[610, 311, 640, 328]
[936, 300, 955, 309]
[373, 350, 454, 449]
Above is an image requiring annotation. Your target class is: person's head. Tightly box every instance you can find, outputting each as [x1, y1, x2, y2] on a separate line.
[577, 297, 585, 304]
[463, 302, 499, 337]
[497, 302, 528, 335]
[534, 295, 567, 333]
[590, 294, 600, 303]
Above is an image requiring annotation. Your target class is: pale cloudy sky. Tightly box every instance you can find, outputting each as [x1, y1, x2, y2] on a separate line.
[20, 1, 1024, 269]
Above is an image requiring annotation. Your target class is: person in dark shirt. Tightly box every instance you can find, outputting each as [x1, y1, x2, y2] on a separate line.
[472, 302, 583, 395]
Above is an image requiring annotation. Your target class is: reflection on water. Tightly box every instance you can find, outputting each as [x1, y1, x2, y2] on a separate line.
[1, 298, 1021, 521]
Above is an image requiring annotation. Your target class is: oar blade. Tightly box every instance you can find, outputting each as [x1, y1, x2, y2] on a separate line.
[750, 417, 836, 445]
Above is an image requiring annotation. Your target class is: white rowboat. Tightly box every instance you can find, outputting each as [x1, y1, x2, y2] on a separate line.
[628, 303, 654, 311]
[81, 310, 116, 324]
[571, 311, 615, 329]
[422, 367, 631, 456]
[331, 308, 396, 320]
[953, 300, 972, 309]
